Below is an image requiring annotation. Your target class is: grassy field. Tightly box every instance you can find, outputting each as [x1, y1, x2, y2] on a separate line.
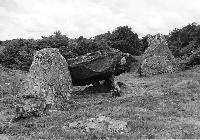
[1, 65, 200, 139]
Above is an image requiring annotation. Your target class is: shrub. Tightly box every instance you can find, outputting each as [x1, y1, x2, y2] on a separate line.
[0, 39, 37, 71]
[109, 26, 142, 55]
[168, 23, 200, 58]
[94, 26, 145, 56]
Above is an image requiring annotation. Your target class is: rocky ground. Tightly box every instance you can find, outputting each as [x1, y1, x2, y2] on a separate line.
[1, 65, 200, 139]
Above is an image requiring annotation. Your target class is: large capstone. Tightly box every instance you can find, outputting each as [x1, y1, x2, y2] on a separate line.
[141, 34, 176, 76]
[15, 48, 72, 118]
[67, 48, 132, 96]
[67, 48, 132, 86]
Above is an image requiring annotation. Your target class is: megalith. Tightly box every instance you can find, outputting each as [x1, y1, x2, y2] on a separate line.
[15, 48, 72, 118]
[141, 34, 176, 76]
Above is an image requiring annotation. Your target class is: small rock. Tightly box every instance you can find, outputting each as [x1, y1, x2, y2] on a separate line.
[68, 116, 128, 134]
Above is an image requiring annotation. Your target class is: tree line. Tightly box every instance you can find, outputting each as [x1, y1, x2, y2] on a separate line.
[0, 23, 200, 71]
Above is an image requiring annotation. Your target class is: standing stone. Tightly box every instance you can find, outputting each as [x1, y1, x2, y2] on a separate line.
[16, 48, 72, 118]
[143, 34, 175, 63]
[141, 34, 176, 76]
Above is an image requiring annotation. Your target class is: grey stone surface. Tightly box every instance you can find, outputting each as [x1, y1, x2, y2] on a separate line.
[16, 48, 72, 117]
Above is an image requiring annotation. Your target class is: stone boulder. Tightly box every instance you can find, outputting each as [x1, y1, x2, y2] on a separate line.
[67, 115, 128, 134]
[141, 34, 176, 76]
[15, 48, 72, 118]
[67, 48, 132, 87]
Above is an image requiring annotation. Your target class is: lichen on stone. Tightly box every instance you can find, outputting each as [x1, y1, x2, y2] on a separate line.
[16, 48, 72, 117]
[141, 34, 176, 76]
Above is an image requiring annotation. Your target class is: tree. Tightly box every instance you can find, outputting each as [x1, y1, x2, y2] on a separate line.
[109, 26, 141, 55]
[168, 23, 200, 57]
[37, 30, 69, 50]
[73, 36, 107, 56]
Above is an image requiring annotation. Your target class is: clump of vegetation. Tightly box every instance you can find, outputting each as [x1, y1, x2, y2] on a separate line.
[94, 26, 146, 56]
[0, 39, 37, 71]
[0, 31, 70, 71]
[0, 26, 144, 71]
[168, 23, 200, 58]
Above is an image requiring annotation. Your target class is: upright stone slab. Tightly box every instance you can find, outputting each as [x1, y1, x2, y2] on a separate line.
[16, 48, 72, 117]
[141, 34, 176, 76]
[143, 33, 175, 62]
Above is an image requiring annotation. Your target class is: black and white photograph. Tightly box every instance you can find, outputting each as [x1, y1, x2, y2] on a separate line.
[1, 0, 200, 139]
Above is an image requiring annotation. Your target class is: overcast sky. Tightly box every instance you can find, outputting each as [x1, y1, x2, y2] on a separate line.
[0, 0, 200, 40]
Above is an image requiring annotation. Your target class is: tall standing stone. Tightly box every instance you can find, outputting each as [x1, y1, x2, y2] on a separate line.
[16, 48, 72, 117]
[143, 34, 175, 62]
[141, 34, 176, 76]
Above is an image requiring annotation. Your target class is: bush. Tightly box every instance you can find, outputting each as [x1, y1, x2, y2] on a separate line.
[37, 31, 69, 49]
[0, 39, 37, 71]
[94, 26, 145, 56]
[109, 26, 142, 55]
[0, 31, 70, 70]
[168, 23, 200, 58]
